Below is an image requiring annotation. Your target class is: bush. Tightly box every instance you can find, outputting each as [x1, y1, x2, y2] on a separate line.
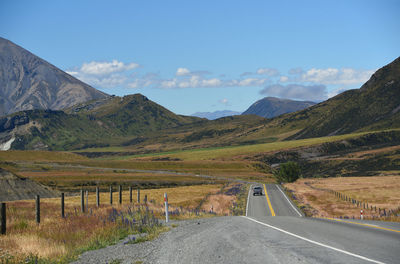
[273, 161, 301, 183]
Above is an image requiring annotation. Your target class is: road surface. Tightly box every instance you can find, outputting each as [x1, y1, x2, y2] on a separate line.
[75, 183, 400, 264]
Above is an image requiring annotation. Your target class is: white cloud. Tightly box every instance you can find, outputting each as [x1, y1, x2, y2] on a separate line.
[301, 68, 374, 85]
[279, 76, 289, 82]
[73, 73, 127, 88]
[176, 67, 191, 76]
[67, 59, 140, 88]
[237, 78, 268, 86]
[219, 98, 229, 105]
[80, 60, 139, 75]
[260, 83, 327, 101]
[256, 68, 280, 76]
[66, 71, 79, 76]
[202, 78, 222, 87]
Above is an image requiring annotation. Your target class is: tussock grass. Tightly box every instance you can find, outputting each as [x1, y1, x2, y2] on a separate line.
[285, 175, 400, 220]
[0, 184, 223, 263]
[121, 132, 371, 161]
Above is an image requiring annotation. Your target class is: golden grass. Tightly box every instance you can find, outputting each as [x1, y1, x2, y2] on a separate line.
[18, 170, 216, 191]
[129, 131, 371, 161]
[285, 175, 400, 219]
[0, 151, 88, 162]
[0, 184, 224, 262]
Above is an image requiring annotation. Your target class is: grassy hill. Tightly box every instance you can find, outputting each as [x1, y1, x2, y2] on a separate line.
[2, 57, 399, 152]
[1, 94, 203, 150]
[276, 57, 400, 139]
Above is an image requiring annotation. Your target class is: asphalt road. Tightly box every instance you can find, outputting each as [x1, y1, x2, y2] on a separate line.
[75, 183, 400, 264]
[245, 184, 400, 264]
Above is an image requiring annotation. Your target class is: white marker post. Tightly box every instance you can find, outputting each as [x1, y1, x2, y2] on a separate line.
[164, 193, 169, 223]
[360, 209, 363, 220]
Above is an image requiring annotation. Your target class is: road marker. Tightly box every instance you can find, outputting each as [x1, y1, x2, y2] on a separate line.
[325, 218, 400, 234]
[276, 185, 302, 217]
[164, 193, 169, 223]
[245, 184, 252, 217]
[264, 184, 276, 216]
[243, 216, 386, 264]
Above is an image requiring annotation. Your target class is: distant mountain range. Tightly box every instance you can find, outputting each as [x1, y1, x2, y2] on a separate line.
[0, 37, 398, 151]
[191, 110, 241, 120]
[192, 98, 315, 120]
[242, 97, 315, 118]
[0, 37, 108, 116]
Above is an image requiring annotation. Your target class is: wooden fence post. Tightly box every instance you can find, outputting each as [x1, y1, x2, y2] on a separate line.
[137, 189, 140, 203]
[61, 193, 65, 218]
[85, 190, 89, 212]
[129, 186, 133, 203]
[81, 189, 85, 213]
[36, 195, 40, 224]
[119, 185, 122, 204]
[96, 187, 100, 207]
[1, 203, 5, 235]
[110, 186, 113, 205]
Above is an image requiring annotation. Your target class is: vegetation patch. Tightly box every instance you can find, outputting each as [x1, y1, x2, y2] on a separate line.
[285, 175, 400, 221]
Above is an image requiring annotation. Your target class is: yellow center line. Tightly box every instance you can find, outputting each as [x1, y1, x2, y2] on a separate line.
[326, 217, 400, 233]
[264, 184, 276, 216]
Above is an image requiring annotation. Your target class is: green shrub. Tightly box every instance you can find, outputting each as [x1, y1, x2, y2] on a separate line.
[273, 161, 301, 183]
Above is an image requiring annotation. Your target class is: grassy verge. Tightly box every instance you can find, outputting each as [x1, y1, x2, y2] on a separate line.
[231, 184, 250, 216]
[285, 175, 400, 221]
[0, 184, 223, 263]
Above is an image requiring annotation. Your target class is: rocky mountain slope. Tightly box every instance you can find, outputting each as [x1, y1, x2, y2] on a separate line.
[0, 37, 108, 116]
[242, 97, 315, 118]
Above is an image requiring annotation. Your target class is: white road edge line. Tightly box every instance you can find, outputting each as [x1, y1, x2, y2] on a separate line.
[245, 184, 252, 217]
[276, 184, 302, 217]
[242, 216, 386, 264]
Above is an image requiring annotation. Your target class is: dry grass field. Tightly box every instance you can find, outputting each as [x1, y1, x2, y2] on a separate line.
[285, 175, 400, 220]
[0, 184, 237, 263]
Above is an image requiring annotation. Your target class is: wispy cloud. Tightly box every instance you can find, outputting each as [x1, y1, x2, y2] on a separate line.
[67, 60, 375, 102]
[67, 60, 139, 88]
[256, 68, 280, 76]
[80, 60, 139, 75]
[297, 67, 374, 85]
[260, 83, 327, 101]
[219, 98, 229, 105]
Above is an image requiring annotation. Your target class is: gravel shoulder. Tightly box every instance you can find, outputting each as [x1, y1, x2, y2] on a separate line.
[72, 215, 396, 264]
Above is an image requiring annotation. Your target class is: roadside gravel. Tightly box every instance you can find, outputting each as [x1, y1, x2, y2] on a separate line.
[72, 217, 213, 264]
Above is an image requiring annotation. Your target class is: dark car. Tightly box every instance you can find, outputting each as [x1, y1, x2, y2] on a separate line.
[253, 186, 263, 196]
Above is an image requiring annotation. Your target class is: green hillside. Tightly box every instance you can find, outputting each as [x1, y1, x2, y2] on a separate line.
[1, 57, 399, 152]
[277, 57, 400, 139]
[1, 94, 203, 150]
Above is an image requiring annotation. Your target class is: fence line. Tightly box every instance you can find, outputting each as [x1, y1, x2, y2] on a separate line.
[0, 185, 144, 235]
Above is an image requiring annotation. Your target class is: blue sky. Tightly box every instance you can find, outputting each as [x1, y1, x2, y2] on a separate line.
[1, 0, 399, 115]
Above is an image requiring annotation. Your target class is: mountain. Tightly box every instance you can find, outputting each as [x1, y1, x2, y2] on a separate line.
[1, 57, 399, 151]
[242, 97, 315, 118]
[0, 94, 201, 150]
[278, 57, 400, 139]
[0, 37, 108, 116]
[191, 110, 241, 120]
